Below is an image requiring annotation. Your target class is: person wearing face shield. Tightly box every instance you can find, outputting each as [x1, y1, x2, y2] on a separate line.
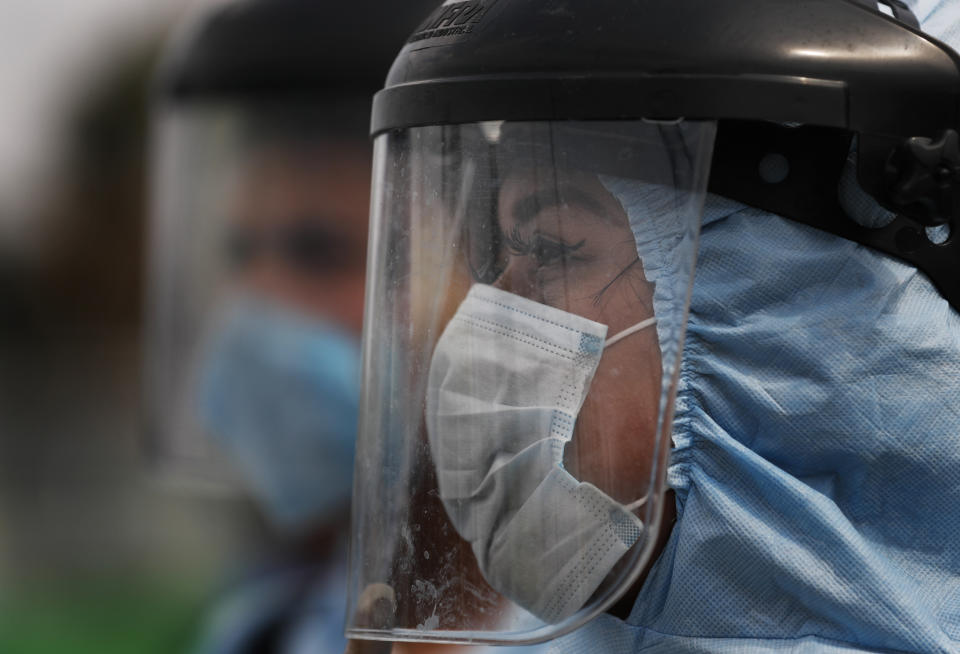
[345, 0, 960, 652]
[143, 0, 437, 652]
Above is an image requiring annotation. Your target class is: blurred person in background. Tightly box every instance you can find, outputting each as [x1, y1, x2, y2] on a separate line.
[0, 3, 259, 653]
[144, 0, 436, 652]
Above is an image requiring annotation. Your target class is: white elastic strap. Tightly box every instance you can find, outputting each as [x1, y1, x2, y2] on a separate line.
[604, 317, 657, 349]
[624, 492, 650, 513]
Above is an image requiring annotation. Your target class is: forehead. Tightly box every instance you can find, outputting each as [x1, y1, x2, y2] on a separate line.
[498, 166, 629, 228]
[231, 142, 372, 236]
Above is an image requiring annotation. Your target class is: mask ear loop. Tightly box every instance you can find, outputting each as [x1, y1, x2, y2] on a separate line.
[604, 316, 657, 515]
[604, 316, 657, 349]
[624, 492, 650, 513]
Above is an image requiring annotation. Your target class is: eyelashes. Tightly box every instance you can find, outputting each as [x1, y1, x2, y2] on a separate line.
[502, 225, 586, 267]
[502, 224, 534, 255]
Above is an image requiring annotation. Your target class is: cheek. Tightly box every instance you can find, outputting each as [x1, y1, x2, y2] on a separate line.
[566, 331, 662, 504]
[241, 267, 367, 333]
[297, 272, 367, 332]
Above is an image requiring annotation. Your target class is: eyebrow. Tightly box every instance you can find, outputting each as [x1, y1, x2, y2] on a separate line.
[510, 183, 616, 226]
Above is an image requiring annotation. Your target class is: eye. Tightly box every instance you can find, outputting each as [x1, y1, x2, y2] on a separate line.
[225, 227, 259, 268]
[500, 225, 586, 270]
[531, 235, 585, 267]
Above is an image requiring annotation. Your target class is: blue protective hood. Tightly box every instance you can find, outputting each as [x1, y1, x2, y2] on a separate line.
[556, 4, 960, 649]
[558, 193, 960, 654]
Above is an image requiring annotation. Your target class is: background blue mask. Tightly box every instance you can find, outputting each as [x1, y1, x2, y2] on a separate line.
[199, 296, 360, 531]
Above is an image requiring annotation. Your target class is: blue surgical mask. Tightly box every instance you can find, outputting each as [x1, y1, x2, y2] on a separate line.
[199, 295, 360, 531]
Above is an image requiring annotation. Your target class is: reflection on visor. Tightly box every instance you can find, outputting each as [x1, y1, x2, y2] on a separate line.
[348, 120, 716, 643]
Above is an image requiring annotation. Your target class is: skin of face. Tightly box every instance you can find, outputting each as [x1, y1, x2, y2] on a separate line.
[220, 141, 369, 558]
[230, 141, 371, 334]
[495, 167, 663, 505]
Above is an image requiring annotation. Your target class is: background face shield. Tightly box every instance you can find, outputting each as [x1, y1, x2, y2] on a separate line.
[144, 101, 369, 529]
[348, 120, 716, 643]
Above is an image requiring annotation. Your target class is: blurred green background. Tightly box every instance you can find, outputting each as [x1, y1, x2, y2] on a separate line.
[0, 2, 272, 651]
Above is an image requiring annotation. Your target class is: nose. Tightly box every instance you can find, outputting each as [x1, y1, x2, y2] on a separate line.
[492, 256, 537, 298]
[243, 259, 285, 296]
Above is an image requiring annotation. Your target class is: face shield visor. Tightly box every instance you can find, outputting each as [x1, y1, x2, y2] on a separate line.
[144, 100, 369, 529]
[347, 119, 716, 643]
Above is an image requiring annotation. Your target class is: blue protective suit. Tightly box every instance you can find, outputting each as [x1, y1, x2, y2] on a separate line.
[556, 4, 960, 652]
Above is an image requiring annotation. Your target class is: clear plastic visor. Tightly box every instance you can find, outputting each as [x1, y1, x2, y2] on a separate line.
[143, 101, 370, 516]
[348, 119, 716, 644]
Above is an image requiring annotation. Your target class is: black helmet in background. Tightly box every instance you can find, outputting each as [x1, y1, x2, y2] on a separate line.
[144, 0, 438, 530]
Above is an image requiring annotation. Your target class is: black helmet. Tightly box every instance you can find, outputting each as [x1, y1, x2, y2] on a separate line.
[372, 0, 959, 308]
[143, 0, 437, 488]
